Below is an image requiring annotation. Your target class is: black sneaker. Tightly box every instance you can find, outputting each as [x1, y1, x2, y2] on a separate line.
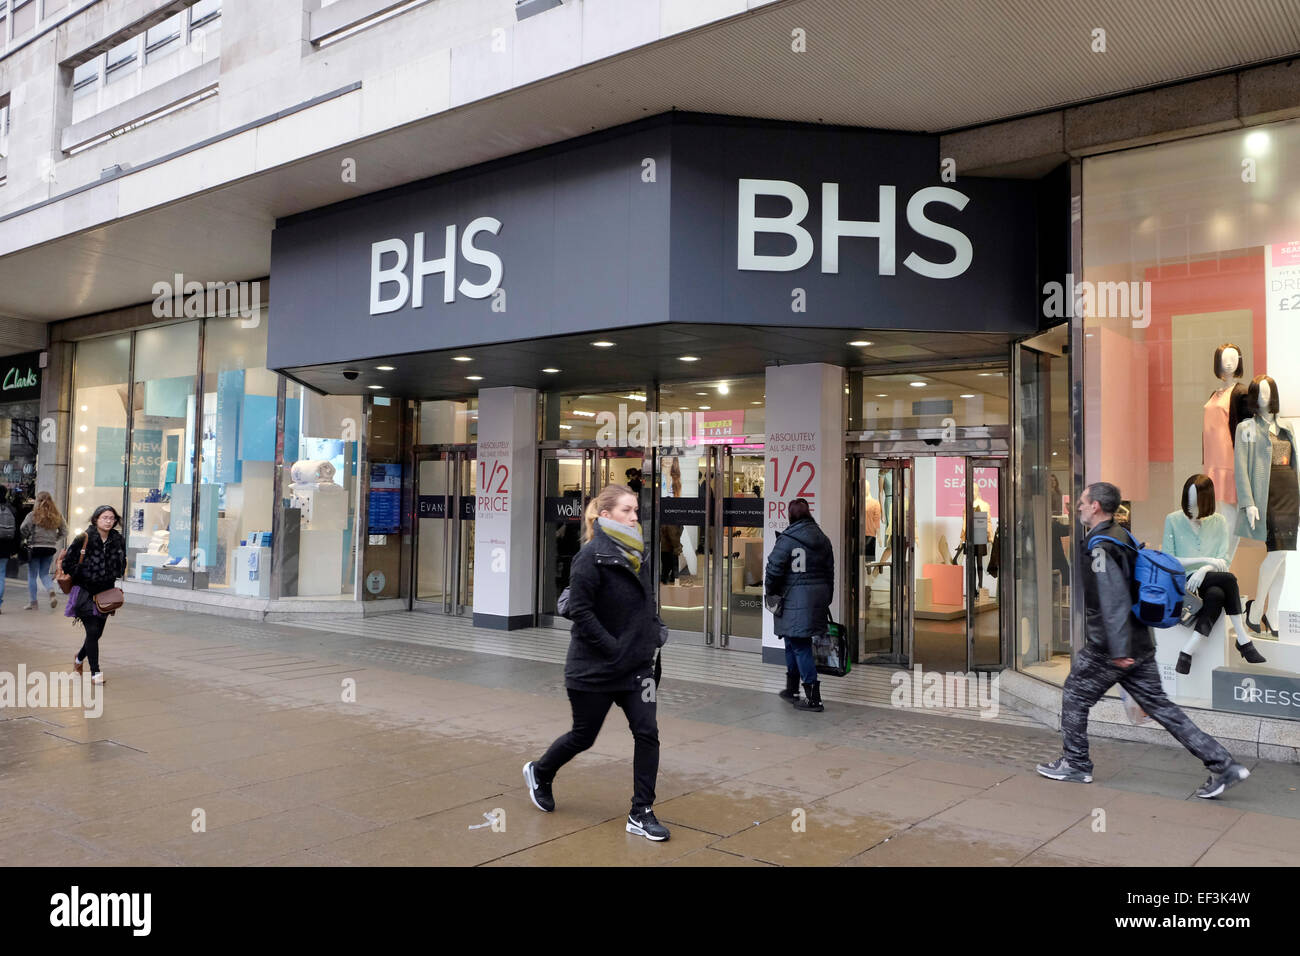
[1195, 762, 1250, 799]
[522, 761, 554, 812]
[626, 806, 670, 841]
[1035, 756, 1093, 784]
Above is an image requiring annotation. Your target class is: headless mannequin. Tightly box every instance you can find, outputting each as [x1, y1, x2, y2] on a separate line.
[1175, 482, 1252, 657]
[1204, 346, 1245, 505]
[862, 479, 881, 562]
[1245, 379, 1292, 630]
[958, 488, 992, 589]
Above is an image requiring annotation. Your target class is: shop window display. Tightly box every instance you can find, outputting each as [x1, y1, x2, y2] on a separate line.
[1083, 116, 1300, 716]
[126, 323, 199, 586]
[69, 335, 132, 527]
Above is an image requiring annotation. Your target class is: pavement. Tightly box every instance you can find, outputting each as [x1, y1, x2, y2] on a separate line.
[1, 600, 1299, 866]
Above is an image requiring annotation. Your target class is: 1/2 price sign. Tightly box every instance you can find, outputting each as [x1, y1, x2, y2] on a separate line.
[767, 453, 817, 523]
[477, 459, 510, 514]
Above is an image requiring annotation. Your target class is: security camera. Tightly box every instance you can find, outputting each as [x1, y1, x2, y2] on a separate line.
[342, 369, 360, 381]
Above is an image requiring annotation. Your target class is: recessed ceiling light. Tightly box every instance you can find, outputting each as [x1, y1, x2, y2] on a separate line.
[696, 392, 708, 396]
[452, 356, 472, 362]
[367, 385, 383, 390]
[699, 405, 711, 410]
[717, 383, 729, 395]
[679, 355, 699, 362]
[376, 365, 395, 371]
[678, 406, 689, 410]
[572, 410, 596, 417]
[875, 393, 888, 398]
[909, 382, 926, 388]
[592, 341, 615, 348]
[466, 375, 483, 381]
[848, 340, 873, 347]
[560, 424, 573, 430]
[960, 393, 975, 398]
[542, 368, 561, 374]
[751, 401, 762, 405]
[623, 394, 647, 402]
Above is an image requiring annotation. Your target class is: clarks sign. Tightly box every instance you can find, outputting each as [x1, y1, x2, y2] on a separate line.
[0, 352, 41, 402]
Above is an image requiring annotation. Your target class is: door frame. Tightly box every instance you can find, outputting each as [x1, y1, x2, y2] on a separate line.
[846, 444, 1010, 672]
[411, 443, 476, 615]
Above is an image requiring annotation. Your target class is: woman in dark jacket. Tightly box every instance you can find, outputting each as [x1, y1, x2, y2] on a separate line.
[764, 498, 835, 712]
[524, 483, 671, 841]
[66, 504, 127, 684]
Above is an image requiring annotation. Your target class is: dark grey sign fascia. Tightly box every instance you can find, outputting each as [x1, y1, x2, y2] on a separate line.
[1212, 667, 1300, 720]
[267, 114, 1041, 372]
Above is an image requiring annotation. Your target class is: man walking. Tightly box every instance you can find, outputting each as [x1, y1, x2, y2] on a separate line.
[1037, 481, 1251, 799]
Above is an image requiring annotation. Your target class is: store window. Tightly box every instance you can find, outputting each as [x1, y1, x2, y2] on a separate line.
[544, 388, 648, 442]
[127, 322, 198, 586]
[279, 384, 361, 598]
[197, 314, 275, 593]
[0, 350, 41, 502]
[1082, 116, 1300, 716]
[858, 367, 1008, 432]
[418, 398, 476, 443]
[69, 335, 131, 529]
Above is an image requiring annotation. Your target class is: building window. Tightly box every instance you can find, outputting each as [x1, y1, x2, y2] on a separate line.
[145, 12, 182, 63]
[189, 0, 221, 33]
[104, 36, 139, 83]
[44, 0, 69, 16]
[69, 333, 132, 529]
[71, 58, 99, 98]
[0, 98, 9, 160]
[11, 0, 33, 37]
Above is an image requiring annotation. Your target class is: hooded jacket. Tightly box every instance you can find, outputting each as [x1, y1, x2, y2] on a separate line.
[1081, 518, 1154, 660]
[764, 517, 835, 638]
[563, 523, 666, 693]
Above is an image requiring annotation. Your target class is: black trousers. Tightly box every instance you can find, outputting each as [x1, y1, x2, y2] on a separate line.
[1191, 571, 1242, 636]
[75, 613, 106, 673]
[536, 686, 659, 809]
[660, 552, 677, 584]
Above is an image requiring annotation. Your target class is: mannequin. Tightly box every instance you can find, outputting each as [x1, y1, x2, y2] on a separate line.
[958, 486, 991, 590]
[1203, 343, 1249, 506]
[1234, 375, 1300, 635]
[862, 479, 881, 561]
[1163, 474, 1265, 672]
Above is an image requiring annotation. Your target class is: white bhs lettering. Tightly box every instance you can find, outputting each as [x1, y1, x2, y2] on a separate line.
[737, 179, 972, 279]
[370, 217, 503, 315]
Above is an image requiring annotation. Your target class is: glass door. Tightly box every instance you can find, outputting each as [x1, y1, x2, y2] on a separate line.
[967, 458, 1007, 671]
[853, 458, 912, 665]
[538, 448, 597, 627]
[413, 446, 475, 614]
[720, 446, 765, 650]
[655, 446, 718, 643]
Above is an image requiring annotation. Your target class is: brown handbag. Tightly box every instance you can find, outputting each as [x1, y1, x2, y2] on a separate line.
[93, 587, 125, 615]
[54, 535, 87, 595]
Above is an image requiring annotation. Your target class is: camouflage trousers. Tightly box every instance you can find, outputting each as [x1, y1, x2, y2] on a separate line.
[1061, 644, 1234, 775]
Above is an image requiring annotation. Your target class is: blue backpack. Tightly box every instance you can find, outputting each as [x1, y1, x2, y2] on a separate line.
[1087, 531, 1186, 628]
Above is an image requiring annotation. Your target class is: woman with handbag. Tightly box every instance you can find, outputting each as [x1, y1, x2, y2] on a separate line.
[523, 483, 671, 842]
[764, 497, 835, 713]
[21, 492, 67, 610]
[65, 505, 127, 684]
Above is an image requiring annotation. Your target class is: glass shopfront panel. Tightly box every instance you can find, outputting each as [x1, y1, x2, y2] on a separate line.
[1083, 117, 1300, 716]
[127, 322, 199, 587]
[70, 334, 132, 528]
[196, 314, 276, 593]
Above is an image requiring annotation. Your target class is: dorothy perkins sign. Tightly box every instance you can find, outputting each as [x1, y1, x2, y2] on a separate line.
[0, 351, 41, 402]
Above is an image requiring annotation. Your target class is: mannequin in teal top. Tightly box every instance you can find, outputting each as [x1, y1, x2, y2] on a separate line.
[1163, 474, 1265, 672]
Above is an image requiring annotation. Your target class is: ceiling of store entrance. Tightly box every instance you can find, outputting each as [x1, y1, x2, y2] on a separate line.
[285, 324, 1013, 399]
[7, 0, 1300, 323]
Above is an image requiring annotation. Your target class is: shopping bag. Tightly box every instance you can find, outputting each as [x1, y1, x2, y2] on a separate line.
[812, 615, 851, 677]
[1118, 685, 1153, 725]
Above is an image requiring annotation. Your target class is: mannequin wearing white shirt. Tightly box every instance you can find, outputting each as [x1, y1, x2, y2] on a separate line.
[1171, 482, 1253, 664]
[1242, 378, 1295, 634]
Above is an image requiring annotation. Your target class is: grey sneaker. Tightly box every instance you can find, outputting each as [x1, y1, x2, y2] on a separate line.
[1195, 763, 1250, 799]
[1035, 756, 1093, 784]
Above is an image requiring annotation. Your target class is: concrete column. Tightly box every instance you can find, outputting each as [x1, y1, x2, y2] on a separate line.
[472, 386, 538, 630]
[38, 342, 70, 509]
[761, 363, 845, 665]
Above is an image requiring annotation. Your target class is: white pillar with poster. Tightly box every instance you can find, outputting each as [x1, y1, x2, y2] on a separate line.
[762, 363, 846, 663]
[472, 387, 538, 630]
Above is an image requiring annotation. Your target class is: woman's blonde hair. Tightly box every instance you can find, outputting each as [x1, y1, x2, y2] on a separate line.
[583, 483, 636, 542]
[32, 491, 62, 530]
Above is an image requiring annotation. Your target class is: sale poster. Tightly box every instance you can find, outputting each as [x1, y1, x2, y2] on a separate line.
[935, 458, 999, 518]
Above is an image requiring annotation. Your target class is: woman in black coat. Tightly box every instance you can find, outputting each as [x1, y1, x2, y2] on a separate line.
[764, 498, 835, 712]
[66, 504, 127, 683]
[524, 483, 671, 842]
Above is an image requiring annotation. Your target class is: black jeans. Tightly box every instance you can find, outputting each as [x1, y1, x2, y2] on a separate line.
[1061, 644, 1233, 775]
[660, 552, 677, 584]
[75, 613, 106, 673]
[536, 686, 660, 809]
[1191, 571, 1242, 636]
